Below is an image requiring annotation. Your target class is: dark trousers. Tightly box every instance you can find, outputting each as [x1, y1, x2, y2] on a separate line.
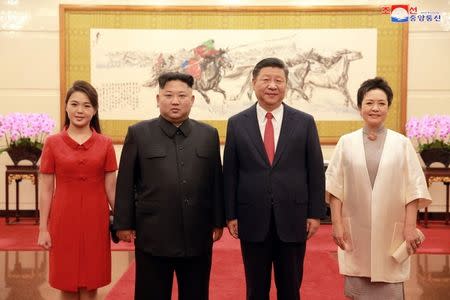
[240, 212, 306, 300]
[134, 248, 212, 300]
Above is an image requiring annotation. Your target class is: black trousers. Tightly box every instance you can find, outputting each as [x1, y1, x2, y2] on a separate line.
[134, 248, 212, 300]
[240, 212, 306, 300]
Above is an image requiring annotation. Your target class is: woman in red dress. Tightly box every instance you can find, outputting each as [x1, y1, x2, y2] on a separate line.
[38, 80, 117, 300]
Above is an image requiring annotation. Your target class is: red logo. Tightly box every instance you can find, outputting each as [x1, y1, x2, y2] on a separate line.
[409, 6, 418, 15]
[390, 5, 409, 23]
[391, 5, 409, 13]
[381, 6, 391, 14]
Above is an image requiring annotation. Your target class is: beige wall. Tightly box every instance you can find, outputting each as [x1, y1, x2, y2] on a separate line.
[1, 0, 449, 212]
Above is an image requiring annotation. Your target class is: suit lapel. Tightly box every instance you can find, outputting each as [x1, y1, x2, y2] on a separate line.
[272, 104, 295, 167]
[243, 104, 270, 165]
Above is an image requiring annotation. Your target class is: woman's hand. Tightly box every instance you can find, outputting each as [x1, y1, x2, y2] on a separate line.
[329, 194, 351, 250]
[38, 230, 52, 250]
[404, 225, 421, 255]
[332, 222, 350, 251]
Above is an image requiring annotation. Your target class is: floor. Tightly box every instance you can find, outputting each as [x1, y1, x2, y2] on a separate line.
[0, 251, 134, 300]
[0, 251, 448, 300]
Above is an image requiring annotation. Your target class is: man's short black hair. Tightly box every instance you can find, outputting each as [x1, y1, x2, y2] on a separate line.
[158, 72, 194, 89]
[357, 77, 393, 108]
[252, 57, 289, 79]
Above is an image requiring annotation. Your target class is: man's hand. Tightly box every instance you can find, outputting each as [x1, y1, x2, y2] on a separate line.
[306, 218, 320, 239]
[227, 219, 239, 239]
[117, 230, 136, 243]
[212, 227, 223, 242]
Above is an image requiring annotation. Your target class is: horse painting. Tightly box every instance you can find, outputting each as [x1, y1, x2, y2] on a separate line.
[229, 60, 311, 104]
[143, 49, 233, 105]
[303, 49, 363, 108]
[286, 59, 311, 102]
[231, 49, 363, 110]
[228, 52, 313, 103]
[192, 49, 233, 104]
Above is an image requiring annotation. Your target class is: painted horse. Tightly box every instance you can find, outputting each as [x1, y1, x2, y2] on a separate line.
[143, 49, 233, 105]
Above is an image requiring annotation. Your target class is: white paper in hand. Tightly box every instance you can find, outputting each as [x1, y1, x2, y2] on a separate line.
[391, 228, 425, 263]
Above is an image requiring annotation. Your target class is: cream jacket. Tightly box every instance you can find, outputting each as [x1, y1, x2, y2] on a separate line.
[326, 129, 431, 283]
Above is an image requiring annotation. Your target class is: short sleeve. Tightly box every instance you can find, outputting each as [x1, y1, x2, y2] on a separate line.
[104, 139, 118, 172]
[325, 136, 345, 203]
[40, 136, 55, 174]
[405, 138, 432, 209]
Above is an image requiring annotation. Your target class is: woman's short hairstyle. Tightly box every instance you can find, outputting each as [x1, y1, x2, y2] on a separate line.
[357, 77, 393, 108]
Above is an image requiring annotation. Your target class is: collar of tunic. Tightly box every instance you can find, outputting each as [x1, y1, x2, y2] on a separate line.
[158, 116, 192, 138]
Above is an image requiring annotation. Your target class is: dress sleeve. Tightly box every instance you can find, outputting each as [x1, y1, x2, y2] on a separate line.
[325, 136, 345, 203]
[405, 138, 432, 209]
[104, 138, 118, 172]
[39, 137, 55, 174]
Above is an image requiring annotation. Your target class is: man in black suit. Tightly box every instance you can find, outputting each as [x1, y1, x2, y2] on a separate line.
[114, 72, 224, 300]
[223, 58, 326, 300]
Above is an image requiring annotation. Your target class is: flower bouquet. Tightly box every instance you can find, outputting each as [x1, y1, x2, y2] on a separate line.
[405, 115, 450, 167]
[0, 113, 55, 165]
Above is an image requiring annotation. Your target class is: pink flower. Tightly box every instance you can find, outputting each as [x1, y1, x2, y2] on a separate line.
[406, 115, 450, 152]
[0, 112, 55, 152]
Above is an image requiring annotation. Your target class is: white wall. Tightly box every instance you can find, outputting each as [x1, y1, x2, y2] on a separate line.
[0, 0, 449, 212]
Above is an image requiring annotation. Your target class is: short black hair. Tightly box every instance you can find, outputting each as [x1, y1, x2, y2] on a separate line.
[252, 57, 289, 80]
[357, 77, 393, 108]
[158, 72, 194, 89]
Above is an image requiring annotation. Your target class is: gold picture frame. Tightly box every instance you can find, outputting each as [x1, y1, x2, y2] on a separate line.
[60, 5, 408, 144]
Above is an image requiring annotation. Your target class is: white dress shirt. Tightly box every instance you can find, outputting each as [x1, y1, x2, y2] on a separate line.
[256, 103, 284, 151]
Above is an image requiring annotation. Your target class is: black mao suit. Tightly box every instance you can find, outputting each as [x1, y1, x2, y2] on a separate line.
[223, 103, 326, 299]
[114, 116, 224, 300]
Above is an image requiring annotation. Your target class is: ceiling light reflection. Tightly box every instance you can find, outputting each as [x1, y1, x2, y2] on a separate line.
[0, 10, 29, 31]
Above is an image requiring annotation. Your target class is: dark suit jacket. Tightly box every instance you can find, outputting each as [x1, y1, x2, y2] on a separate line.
[223, 103, 326, 243]
[114, 117, 224, 257]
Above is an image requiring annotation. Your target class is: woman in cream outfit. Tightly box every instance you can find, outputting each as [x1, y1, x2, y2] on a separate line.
[326, 77, 431, 300]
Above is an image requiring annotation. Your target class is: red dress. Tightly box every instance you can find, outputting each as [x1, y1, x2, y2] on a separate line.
[40, 129, 117, 292]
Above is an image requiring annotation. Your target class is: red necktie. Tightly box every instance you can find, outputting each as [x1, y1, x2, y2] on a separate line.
[264, 112, 275, 165]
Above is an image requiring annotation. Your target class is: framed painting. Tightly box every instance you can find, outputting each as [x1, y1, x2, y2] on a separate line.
[60, 5, 408, 144]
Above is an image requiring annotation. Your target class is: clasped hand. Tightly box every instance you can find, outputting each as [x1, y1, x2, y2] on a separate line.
[403, 226, 421, 255]
[117, 230, 136, 242]
[117, 228, 223, 243]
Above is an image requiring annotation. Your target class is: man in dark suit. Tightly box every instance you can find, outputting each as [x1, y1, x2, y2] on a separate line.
[114, 72, 224, 300]
[223, 58, 326, 300]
